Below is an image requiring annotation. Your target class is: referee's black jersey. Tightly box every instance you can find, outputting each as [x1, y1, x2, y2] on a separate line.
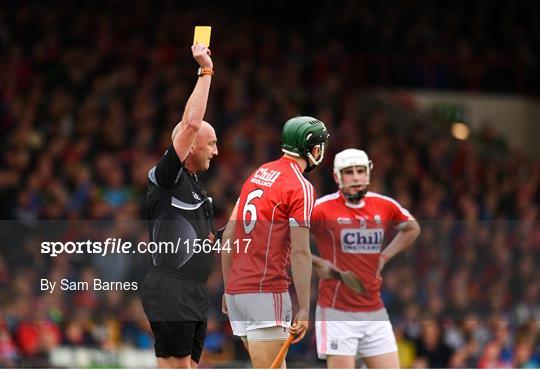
[146, 144, 215, 281]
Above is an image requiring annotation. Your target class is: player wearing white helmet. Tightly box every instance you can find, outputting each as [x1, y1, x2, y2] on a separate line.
[333, 149, 373, 202]
[311, 148, 420, 368]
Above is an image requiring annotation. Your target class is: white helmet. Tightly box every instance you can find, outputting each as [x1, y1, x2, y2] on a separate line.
[333, 148, 373, 189]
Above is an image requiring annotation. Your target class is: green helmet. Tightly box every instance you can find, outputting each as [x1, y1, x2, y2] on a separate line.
[281, 116, 329, 171]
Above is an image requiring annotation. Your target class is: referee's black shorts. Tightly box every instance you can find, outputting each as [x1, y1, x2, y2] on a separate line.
[140, 268, 209, 363]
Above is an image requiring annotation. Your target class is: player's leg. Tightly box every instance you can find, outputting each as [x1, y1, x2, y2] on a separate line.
[226, 292, 291, 367]
[225, 293, 251, 361]
[246, 327, 289, 368]
[315, 306, 359, 369]
[247, 341, 286, 368]
[241, 292, 292, 368]
[362, 351, 400, 368]
[326, 355, 356, 368]
[247, 342, 286, 368]
[357, 315, 399, 369]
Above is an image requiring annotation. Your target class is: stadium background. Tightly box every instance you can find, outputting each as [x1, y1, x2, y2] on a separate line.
[1, 0, 539, 367]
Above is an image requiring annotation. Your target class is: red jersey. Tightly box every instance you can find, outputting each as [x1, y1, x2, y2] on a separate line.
[226, 157, 315, 294]
[311, 191, 412, 312]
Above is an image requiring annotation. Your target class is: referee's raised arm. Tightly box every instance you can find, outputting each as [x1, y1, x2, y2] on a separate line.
[171, 43, 214, 162]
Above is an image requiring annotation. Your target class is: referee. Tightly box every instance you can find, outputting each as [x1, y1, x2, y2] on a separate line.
[141, 43, 217, 368]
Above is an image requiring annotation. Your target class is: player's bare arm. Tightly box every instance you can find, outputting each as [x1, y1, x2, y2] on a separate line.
[289, 226, 312, 343]
[171, 44, 213, 161]
[221, 202, 238, 315]
[376, 218, 421, 277]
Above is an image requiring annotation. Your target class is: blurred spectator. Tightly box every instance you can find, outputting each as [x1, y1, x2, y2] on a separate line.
[413, 320, 454, 368]
[0, 321, 19, 367]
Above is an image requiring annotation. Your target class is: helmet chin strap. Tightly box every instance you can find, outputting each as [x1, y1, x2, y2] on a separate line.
[305, 143, 325, 173]
[342, 188, 367, 202]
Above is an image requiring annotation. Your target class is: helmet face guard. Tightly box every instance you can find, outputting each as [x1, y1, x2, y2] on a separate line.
[280, 116, 329, 172]
[333, 149, 373, 200]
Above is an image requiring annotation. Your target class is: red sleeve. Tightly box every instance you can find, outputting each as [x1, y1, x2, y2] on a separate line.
[286, 180, 315, 228]
[310, 202, 325, 234]
[386, 198, 412, 228]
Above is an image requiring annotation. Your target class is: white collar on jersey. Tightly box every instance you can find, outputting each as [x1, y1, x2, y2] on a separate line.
[345, 199, 366, 208]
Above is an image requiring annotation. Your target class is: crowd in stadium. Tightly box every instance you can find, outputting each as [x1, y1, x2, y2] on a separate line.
[1, 0, 539, 368]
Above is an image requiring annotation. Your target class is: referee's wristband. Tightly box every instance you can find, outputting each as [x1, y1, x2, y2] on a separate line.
[197, 67, 214, 77]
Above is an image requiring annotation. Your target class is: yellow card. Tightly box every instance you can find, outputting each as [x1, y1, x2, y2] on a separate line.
[193, 26, 211, 47]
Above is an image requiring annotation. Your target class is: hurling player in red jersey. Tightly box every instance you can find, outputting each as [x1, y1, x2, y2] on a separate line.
[221, 116, 329, 368]
[311, 148, 420, 368]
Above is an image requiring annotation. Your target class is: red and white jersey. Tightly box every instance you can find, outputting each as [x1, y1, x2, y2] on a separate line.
[226, 157, 315, 294]
[311, 191, 413, 312]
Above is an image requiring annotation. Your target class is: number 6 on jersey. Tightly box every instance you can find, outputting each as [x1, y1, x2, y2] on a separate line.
[242, 189, 264, 234]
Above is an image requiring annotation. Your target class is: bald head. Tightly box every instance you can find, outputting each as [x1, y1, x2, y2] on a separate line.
[198, 121, 215, 139]
[184, 121, 218, 173]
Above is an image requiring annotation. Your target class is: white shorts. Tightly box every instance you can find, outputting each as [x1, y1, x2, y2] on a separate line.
[226, 292, 292, 339]
[315, 305, 398, 359]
